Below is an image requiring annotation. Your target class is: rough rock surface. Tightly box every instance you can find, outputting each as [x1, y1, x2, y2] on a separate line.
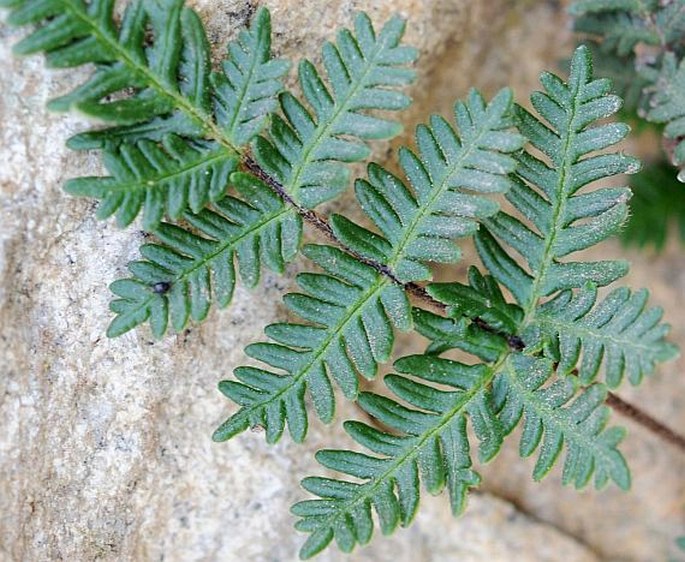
[0, 1, 683, 561]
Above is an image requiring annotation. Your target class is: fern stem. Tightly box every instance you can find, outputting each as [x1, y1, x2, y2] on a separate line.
[606, 392, 685, 452]
[243, 155, 405, 283]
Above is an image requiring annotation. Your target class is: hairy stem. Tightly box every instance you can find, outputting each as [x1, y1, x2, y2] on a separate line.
[605, 392, 685, 452]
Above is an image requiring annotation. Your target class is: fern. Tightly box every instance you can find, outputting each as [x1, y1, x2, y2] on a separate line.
[3, 0, 289, 226]
[2, 1, 417, 337]
[9, 0, 217, 142]
[3, 4, 681, 560]
[642, 53, 685, 170]
[65, 136, 238, 229]
[99, 9, 417, 336]
[253, 13, 418, 208]
[570, 0, 685, 175]
[492, 354, 630, 489]
[291, 46, 677, 558]
[214, 89, 524, 443]
[107, 172, 299, 338]
[528, 283, 678, 387]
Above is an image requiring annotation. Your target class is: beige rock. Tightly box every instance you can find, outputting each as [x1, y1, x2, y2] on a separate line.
[0, 1, 681, 561]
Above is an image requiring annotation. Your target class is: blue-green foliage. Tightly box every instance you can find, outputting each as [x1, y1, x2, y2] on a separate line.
[253, 12, 418, 208]
[570, 0, 685, 175]
[528, 283, 678, 387]
[3, 1, 290, 226]
[10, 0, 215, 143]
[642, 53, 685, 169]
[477, 46, 638, 308]
[333, 89, 524, 282]
[213, 244, 411, 444]
[214, 88, 524, 445]
[493, 354, 630, 489]
[291, 46, 676, 558]
[3, 4, 680, 560]
[107, 173, 300, 338]
[65, 136, 238, 229]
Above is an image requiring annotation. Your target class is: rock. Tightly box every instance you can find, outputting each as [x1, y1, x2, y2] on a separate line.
[0, 1, 681, 561]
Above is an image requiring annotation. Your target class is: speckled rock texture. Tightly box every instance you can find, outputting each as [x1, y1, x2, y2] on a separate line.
[1, 1, 683, 561]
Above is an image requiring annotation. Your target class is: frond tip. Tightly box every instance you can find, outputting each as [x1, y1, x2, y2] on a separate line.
[291, 359, 490, 558]
[478, 45, 640, 309]
[530, 283, 679, 388]
[253, 12, 419, 208]
[493, 355, 630, 490]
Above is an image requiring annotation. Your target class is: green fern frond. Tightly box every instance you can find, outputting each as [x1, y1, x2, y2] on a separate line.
[290, 47, 678, 558]
[107, 173, 299, 337]
[569, 0, 685, 186]
[570, 0, 685, 52]
[213, 89, 523, 442]
[528, 282, 678, 387]
[252, 12, 418, 208]
[8, 0, 212, 141]
[428, 266, 524, 335]
[211, 7, 290, 146]
[290, 318, 631, 558]
[92, 9, 418, 336]
[493, 354, 630, 489]
[103, 8, 415, 336]
[5, 5, 682, 559]
[571, 2, 660, 56]
[411, 306, 507, 361]
[4, 1, 290, 227]
[65, 136, 238, 229]
[643, 53, 685, 169]
[291, 357, 492, 558]
[331, 88, 524, 282]
[477, 45, 640, 310]
[212, 244, 411, 444]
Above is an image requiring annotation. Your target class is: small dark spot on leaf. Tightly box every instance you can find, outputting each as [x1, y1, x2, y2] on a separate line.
[153, 282, 171, 294]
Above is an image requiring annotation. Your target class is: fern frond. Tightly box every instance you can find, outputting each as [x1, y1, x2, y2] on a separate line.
[213, 89, 522, 442]
[4, 1, 290, 226]
[528, 283, 678, 387]
[288, 48, 679, 558]
[107, 173, 299, 337]
[8, 0, 212, 140]
[571, 2, 660, 56]
[477, 45, 639, 310]
[643, 53, 685, 169]
[332, 88, 524, 282]
[570, 0, 685, 53]
[210, 7, 290, 146]
[212, 244, 411, 443]
[493, 354, 630, 489]
[411, 307, 507, 361]
[428, 266, 524, 335]
[291, 356, 493, 559]
[252, 12, 418, 208]
[290, 334, 631, 557]
[65, 136, 238, 229]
